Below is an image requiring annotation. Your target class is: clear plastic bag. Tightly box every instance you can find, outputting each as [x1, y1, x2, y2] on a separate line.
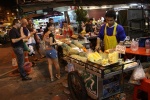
[128, 74, 141, 85]
[132, 60, 146, 80]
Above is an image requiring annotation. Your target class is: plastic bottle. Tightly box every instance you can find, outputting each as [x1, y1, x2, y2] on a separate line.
[130, 39, 138, 51]
[145, 39, 150, 53]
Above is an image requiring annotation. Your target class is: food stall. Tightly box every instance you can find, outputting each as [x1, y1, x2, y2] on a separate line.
[55, 36, 138, 100]
[0, 23, 11, 44]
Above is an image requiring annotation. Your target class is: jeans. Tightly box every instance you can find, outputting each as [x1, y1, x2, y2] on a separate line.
[13, 47, 27, 78]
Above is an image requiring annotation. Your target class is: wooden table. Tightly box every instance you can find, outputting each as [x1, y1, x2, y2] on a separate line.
[125, 47, 150, 56]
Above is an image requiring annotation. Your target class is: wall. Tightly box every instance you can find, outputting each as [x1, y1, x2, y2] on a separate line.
[87, 9, 106, 20]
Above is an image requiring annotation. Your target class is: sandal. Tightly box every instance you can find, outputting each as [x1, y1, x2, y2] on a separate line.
[56, 74, 60, 79]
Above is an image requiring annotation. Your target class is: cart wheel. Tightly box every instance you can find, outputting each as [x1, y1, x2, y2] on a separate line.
[68, 71, 87, 100]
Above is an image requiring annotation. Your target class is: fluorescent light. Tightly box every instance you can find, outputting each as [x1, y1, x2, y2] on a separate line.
[130, 3, 138, 6]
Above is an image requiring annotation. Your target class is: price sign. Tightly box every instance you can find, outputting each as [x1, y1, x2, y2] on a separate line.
[115, 45, 126, 54]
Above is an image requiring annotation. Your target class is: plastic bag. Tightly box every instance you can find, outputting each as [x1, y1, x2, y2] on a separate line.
[28, 45, 35, 55]
[23, 42, 30, 52]
[132, 61, 146, 80]
[128, 74, 141, 85]
[65, 63, 74, 72]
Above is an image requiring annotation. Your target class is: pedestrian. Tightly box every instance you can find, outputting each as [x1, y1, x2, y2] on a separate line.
[95, 10, 126, 51]
[85, 18, 94, 33]
[43, 23, 60, 81]
[9, 19, 32, 81]
[62, 21, 74, 38]
[27, 19, 45, 59]
[20, 18, 38, 61]
[47, 18, 54, 27]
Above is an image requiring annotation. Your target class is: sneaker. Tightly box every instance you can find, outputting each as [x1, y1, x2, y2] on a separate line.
[22, 76, 32, 81]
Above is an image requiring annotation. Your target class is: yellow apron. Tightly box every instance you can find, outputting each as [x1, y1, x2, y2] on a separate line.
[104, 23, 118, 50]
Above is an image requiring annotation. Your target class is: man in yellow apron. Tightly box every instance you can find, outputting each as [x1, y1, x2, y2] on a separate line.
[96, 10, 126, 51]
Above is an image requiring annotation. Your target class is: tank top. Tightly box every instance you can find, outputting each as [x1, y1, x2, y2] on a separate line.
[45, 32, 55, 49]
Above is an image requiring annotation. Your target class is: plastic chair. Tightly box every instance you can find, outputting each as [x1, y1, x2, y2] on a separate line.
[133, 78, 150, 100]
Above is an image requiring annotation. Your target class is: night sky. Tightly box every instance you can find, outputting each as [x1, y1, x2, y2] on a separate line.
[0, 0, 16, 7]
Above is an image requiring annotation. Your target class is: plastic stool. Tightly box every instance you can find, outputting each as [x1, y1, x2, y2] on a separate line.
[133, 78, 150, 100]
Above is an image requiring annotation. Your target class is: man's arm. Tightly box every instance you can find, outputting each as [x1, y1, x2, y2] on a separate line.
[116, 25, 126, 43]
[95, 25, 105, 50]
[27, 29, 36, 39]
[11, 36, 26, 43]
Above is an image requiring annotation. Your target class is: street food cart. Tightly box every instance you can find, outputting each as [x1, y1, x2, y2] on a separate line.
[64, 55, 138, 100]
[57, 37, 138, 100]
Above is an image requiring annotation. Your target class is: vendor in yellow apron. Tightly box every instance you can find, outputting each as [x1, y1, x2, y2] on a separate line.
[104, 23, 118, 50]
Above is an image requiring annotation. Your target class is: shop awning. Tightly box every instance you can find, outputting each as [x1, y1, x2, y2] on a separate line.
[32, 11, 63, 19]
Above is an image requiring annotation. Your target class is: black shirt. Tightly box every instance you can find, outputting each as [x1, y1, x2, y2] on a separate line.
[85, 23, 94, 33]
[22, 27, 29, 36]
[9, 27, 24, 48]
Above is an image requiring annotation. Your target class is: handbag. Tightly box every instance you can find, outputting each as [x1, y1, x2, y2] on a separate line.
[41, 40, 46, 50]
[23, 42, 30, 52]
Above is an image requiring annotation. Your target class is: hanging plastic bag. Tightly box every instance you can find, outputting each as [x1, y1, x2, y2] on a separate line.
[23, 42, 30, 52]
[128, 74, 141, 85]
[132, 60, 146, 80]
[28, 45, 35, 55]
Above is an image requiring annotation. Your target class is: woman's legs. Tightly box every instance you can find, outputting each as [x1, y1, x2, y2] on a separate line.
[52, 58, 60, 78]
[47, 58, 54, 81]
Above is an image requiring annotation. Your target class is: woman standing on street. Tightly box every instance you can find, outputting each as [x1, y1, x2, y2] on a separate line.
[43, 23, 60, 81]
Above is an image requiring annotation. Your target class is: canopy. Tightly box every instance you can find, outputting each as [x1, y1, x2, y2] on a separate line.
[33, 11, 63, 19]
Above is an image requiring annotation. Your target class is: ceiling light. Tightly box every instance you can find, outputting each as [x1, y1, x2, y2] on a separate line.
[129, 3, 138, 6]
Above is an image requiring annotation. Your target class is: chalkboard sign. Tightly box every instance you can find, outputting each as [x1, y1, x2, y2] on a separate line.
[127, 9, 143, 20]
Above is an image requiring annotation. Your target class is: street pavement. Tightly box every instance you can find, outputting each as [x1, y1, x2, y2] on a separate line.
[0, 43, 135, 100]
[0, 43, 73, 100]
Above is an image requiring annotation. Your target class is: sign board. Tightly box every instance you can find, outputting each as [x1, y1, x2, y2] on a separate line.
[115, 45, 126, 54]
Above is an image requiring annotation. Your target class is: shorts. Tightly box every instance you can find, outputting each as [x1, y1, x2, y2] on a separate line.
[46, 48, 58, 59]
